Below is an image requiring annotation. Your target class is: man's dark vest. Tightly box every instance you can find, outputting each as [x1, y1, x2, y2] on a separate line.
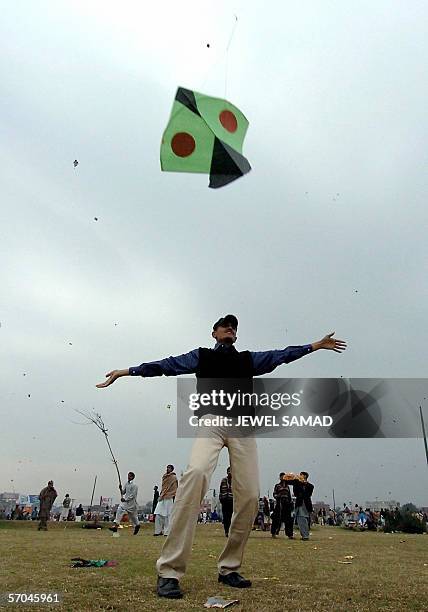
[195, 347, 254, 418]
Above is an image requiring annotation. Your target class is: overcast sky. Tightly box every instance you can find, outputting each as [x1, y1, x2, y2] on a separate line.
[1, 1, 427, 508]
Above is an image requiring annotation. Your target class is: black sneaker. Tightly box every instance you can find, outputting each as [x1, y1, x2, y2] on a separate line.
[109, 525, 118, 533]
[218, 572, 252, 588]
[157, 577, 183, 599]
[133, 524, 140, 535]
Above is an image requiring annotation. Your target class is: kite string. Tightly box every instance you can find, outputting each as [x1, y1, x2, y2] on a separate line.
[199, 14, 238, 96]
[224, 14, 238, 99]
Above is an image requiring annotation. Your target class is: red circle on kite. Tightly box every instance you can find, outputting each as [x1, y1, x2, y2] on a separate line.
[219, 110, 238, 133]
[171, 132, 196, 157]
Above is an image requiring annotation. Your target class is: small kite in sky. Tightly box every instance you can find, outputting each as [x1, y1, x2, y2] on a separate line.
[73, 160, 79, 168]
[160, 86, 251, 188]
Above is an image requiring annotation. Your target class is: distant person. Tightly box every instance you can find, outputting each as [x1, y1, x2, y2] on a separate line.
[31, 507, 38, 521]
[60, 494, 71, 521]
[75, 504, 84, 522]
[38, 480, 57, 531]
[271, 472, 294, 539]
[109, 472, 140, 535]
[256, 498, 265, 530]
[394, 507, 401, 527]
[366, 509, 376, 530]
[359, 508, 367, 527]
[262, 496, 271, 530]
[154, 465, 178, 536]
[219, 467, 233, 537]
[293, 472, 314, 540]
[152, 485, 160, 514]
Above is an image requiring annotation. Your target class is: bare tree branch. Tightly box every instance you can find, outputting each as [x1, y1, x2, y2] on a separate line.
[74, 409, 122, 489]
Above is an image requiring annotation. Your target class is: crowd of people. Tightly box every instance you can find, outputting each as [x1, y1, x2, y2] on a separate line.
[4, 472, 427, 539]
[336, 504, 428, 532]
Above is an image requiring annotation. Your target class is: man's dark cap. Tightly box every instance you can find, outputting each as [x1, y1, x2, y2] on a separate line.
[213, 314, 238, 331]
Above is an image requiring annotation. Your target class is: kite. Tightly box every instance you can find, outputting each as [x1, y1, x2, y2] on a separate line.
[71, 558, 118, 568]
[73, 160, 79, 168]
[160, 87, 251, 188]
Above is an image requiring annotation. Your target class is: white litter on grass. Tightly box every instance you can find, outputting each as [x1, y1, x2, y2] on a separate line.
[204, 597, 239, 608]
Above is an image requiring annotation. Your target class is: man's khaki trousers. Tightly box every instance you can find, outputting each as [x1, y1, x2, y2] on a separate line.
[156, 421, 259, 579]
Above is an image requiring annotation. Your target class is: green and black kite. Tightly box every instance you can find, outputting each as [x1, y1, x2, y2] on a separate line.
[160, 87, 251, 189]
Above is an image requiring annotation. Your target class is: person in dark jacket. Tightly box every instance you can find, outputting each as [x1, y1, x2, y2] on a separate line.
[152, 486, 160, 514]
[293, 472, 314, 540]
[38, 480, 57, 531]
[75, 504, 84, 522]
[96, 315, 346, 598]
[271, 472, 294, 538]
[219, 467, 233, 537]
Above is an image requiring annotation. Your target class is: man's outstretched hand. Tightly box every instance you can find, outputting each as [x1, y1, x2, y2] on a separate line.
[96, 369, 129, 388]
[312, 332, 347, 353]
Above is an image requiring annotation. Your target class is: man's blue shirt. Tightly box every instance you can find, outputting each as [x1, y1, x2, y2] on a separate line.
[129, 342, 312, 378]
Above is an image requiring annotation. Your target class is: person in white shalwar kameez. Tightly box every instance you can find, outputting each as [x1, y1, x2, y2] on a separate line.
[109, 472, 140, 535]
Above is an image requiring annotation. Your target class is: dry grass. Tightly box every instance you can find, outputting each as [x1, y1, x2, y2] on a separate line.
[0, 521, 427, 611]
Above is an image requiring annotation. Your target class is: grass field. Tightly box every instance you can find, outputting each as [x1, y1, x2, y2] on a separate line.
[0, 521, 427, 611]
